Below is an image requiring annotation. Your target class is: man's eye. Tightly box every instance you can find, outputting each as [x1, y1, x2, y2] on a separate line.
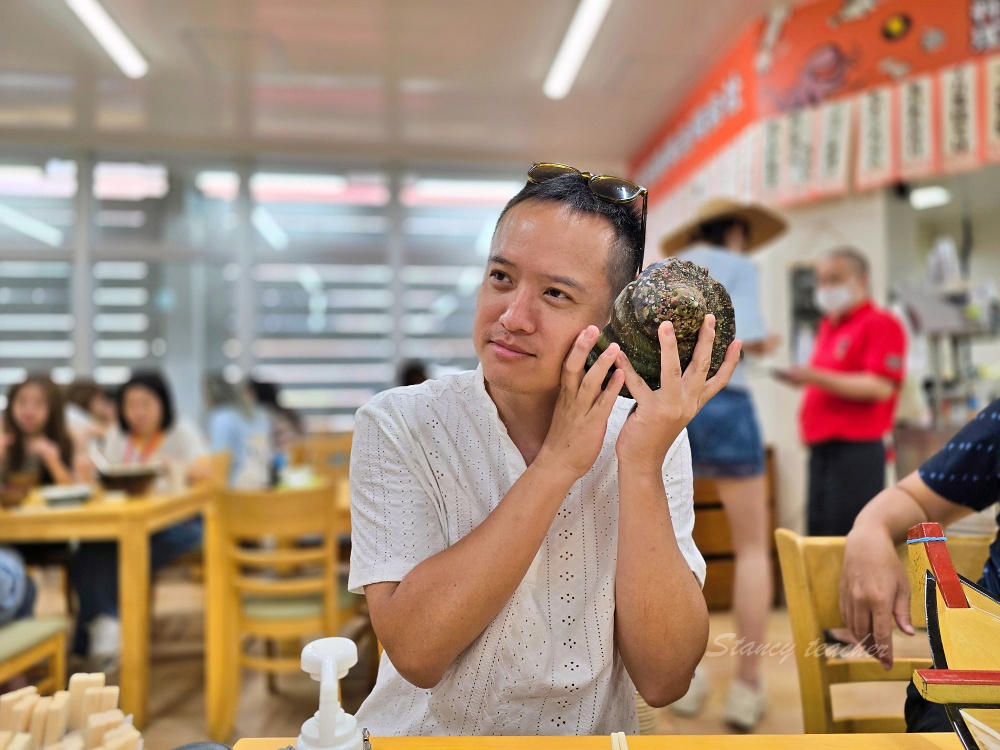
[489, 270, 508, 282]
[545, 288, 570, 300]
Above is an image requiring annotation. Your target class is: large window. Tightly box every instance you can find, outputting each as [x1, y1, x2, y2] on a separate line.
[0, 154, 525, 428]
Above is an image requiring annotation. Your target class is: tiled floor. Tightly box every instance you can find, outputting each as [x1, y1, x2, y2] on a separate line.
[32, 571, 931, 749]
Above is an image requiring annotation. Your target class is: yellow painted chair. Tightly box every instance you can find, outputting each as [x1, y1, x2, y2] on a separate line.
[776, 528, 930, 734]
[0, 616, 67, 694]
[775, 528, 991, 734]
[289, 433, 352, 483]
[208, 485, 351, 742]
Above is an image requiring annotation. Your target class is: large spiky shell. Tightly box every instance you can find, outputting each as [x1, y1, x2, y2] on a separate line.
[585, 258, 736, 398]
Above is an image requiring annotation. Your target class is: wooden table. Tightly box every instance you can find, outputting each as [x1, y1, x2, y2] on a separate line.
[234, 734, 962, 749]
[0, 486, 220, 730]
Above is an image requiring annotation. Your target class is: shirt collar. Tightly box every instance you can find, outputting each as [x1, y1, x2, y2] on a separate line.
[827, 299, 873, 328]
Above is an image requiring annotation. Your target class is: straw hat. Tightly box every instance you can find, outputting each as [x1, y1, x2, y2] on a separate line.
[659, 198, 788, 256]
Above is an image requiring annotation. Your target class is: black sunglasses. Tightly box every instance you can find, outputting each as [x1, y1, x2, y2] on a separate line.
[527, 162, 648, 278]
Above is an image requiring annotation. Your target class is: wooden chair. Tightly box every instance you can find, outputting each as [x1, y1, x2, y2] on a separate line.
[208, 485, 348, 741]
[776, 528, 930, 733]
[289, 433, 352, 483]
[0, 616, 67, 694]
[775, 528, 992, 734]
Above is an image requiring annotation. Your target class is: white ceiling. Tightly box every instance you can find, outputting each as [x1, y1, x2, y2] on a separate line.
[0, 0, 786, 171]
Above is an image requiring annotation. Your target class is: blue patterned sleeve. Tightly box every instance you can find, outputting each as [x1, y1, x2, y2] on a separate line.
[918, 399, 1000, 512]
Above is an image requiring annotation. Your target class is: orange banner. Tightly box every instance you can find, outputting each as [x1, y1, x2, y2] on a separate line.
[633, 0, 1000, 207]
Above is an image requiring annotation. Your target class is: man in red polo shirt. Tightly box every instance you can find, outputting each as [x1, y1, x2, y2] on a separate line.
[776, 247, 906, 536]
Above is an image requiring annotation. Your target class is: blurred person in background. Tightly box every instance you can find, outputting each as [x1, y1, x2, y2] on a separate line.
[70, 370, 211, 668]
[250, 379, 304, 454]
[0, 546, 33, 625]
[775, 248, 906, 538]
[398, 360, 430, 387]
[204, 373, 273, 489]
[64, 379, 117, 449]
[1, 374, 88, 501]
[660, 199, 786, 730]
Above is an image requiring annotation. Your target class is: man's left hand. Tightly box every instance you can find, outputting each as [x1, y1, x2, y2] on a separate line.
[615, 314, 742, 474]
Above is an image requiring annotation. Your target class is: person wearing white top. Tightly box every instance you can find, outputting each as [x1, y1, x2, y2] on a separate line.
[349, 167, 742, 736]
[70, 371, 211, 666]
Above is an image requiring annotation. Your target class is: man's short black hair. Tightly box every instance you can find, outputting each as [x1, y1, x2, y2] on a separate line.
[117, 370, 175, 433]
[493, 173, 644, 298]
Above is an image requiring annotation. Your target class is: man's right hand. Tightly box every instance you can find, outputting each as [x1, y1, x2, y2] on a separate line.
[839, 525, 915, 669]
[537, 325, 624, 480]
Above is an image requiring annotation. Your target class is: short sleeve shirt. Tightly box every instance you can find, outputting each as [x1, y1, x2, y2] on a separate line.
[104, 420, 209, 493]
[800, 301, 907, 444]
[919, 398, 1000, 596]
[348, 366, 704, 737]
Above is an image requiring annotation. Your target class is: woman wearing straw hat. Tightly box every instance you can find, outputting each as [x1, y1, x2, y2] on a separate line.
[661, 198, 786, 731]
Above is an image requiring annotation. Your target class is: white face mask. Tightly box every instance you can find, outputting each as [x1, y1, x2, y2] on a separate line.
[814, 284, 855, 315]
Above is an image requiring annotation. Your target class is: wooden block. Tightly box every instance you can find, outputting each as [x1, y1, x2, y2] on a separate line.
[7, 734, 30, 750]
[98, 726, 138, 750]
[83, 711, 122, 750]
[43, 693, 69, 748]
[94, 691, 117, 716]
[0, 689, 38, 732]
[27, 697, 50, 750]
[67, 676, 103, 732]
[46, 735, 84, 750]
[10, 696, 39, 733]
[914, 668, 1000, 704]
[0, 730, 12, 750]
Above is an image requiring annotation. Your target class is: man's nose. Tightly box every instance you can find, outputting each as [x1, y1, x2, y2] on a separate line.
[499, 290, 536, 334]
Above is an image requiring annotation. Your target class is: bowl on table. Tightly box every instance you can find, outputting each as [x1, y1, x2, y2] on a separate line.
[97, 463, 162, 497]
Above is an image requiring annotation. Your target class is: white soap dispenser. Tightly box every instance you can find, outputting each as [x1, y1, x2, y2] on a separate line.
[296, 637, 363, 750]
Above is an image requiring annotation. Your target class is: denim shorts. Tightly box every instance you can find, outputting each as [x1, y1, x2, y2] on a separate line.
[686, 387, 765, 478]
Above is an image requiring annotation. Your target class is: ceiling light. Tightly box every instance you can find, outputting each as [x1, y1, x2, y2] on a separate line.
[0, 203, 64, 247]
[543, 0, 613, 100]
[909, 186, 951, 210]
[65, 0, 149, 79]
[252, 206, 290, 251]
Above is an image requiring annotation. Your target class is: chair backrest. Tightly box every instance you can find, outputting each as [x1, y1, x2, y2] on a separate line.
[290, 433, 353, 482]
[907, 533, 992, 629]
[775, 528, 932, 734]
[205, 451, 232, 487]
[217, 485, 340, 625]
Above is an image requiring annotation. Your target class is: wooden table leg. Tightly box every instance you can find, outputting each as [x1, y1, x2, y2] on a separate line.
[118, 520, 151, 728]
[203, 498, 225, 739]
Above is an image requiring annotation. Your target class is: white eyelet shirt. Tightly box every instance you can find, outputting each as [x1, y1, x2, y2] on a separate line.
[348, 366, 704, 736]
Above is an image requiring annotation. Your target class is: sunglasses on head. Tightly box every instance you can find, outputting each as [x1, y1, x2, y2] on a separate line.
[527, 162, 648, 278]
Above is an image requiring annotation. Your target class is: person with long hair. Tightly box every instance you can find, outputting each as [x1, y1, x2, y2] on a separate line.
[70, 370, 210, 668]
[0, 374, 89, 627]
[1, 374, 84, 496]
[660, 199, 786, 730]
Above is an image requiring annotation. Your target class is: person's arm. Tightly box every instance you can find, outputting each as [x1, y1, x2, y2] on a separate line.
[176, 421, 213, 484]
[27, 438, 76, 485]
[840, 474, 978, 667]
[365, 326, 625, 689]
[780, 367, 896, 401]
[614, 315, 741, 706]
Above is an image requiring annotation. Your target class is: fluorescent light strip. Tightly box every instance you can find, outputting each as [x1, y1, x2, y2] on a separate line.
[543, 0, 613, 100]
[0, 203, 64, 247]
[252, 206, 290, 251]
[65, 0, 149, 79]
